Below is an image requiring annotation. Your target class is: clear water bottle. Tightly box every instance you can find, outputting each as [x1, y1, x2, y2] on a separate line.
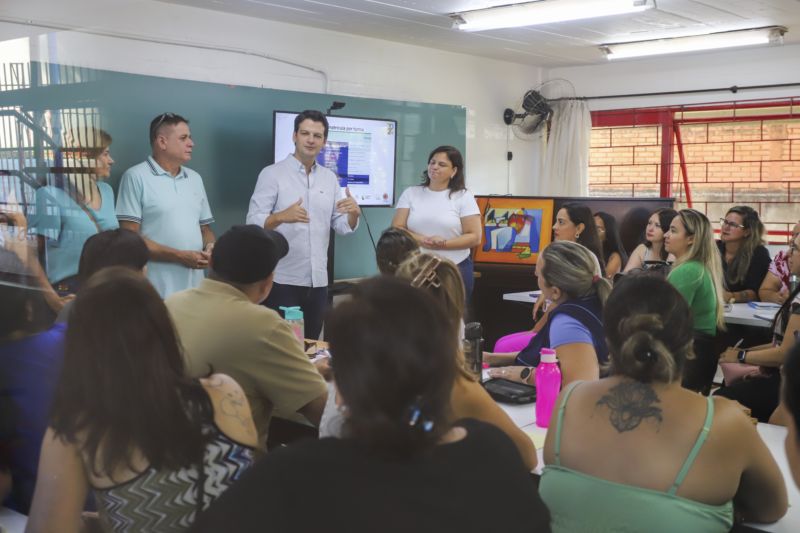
[280, 306, 305, 344]
[463, 322, 483, 380]
[535, 348, 561, 428]
[790, 274, 799, 294]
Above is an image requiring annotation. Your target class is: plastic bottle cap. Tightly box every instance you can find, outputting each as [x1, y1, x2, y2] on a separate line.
[540, 348, 557, 364]
[279, 306, 304, 320]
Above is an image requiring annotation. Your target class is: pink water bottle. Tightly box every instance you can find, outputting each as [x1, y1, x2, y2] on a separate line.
[535, 348, 561, 428]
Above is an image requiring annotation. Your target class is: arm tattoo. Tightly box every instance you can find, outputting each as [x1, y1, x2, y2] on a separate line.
[208, 378, 256, 436]
[220, 389, 256, 436]
[596, 381, 663, 433]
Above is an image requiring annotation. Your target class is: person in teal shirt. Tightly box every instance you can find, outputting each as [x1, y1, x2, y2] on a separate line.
[29, 130, 119, 300]
[664, 208, 725, 393]
[116, 113, 215, 298]
[540, 275, 787, 533]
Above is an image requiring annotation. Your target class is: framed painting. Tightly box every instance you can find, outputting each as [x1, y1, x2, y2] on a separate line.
[474, 196, 554, 265]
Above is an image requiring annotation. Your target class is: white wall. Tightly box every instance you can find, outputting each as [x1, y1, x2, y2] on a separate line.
[0, 0, 545, 195]
[545, 43, 800, 111]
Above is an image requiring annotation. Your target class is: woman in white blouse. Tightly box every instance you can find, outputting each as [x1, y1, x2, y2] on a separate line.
[391, 146, 481, 297]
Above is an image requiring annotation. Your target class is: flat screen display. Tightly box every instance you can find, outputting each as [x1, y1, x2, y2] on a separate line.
[273, 111, 397, 207]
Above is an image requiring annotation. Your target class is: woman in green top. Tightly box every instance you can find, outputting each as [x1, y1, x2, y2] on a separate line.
[539, 276, 787, 533]
[664, 209, 726, 394]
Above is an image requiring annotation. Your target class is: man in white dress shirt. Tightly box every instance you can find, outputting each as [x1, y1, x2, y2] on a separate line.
[246, 110, 360, 339]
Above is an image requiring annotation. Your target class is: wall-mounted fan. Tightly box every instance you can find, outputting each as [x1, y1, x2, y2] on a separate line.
[503, 79, 577, 141]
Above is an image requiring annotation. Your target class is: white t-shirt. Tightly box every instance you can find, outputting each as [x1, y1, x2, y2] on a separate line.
[395, 186, 480, 264]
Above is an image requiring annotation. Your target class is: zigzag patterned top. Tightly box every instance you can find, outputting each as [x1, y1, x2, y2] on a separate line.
[92, 425, 254, 532]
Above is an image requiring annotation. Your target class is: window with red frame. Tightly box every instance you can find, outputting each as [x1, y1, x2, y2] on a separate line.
[588, 100, 800, 244]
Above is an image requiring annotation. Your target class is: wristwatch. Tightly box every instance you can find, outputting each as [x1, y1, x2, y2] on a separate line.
[519, 367, 532, 382]
[737, 349, 747, 363]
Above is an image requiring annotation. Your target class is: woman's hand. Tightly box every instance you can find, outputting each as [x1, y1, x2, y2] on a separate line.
[421, 235, 446, 249]
[483, 351, 517, 367]
[720, 346, 741, 363]
[723, 290, 734, 303]
[486, 365, 532, 384]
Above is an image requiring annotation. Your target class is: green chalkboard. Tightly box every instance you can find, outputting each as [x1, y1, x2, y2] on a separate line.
[1, 63, 466, 279]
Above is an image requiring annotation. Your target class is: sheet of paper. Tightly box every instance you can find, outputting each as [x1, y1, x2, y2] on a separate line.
[525, 430, 547, 449]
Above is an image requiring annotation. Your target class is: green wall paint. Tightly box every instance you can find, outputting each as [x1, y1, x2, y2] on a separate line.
[3, 64, 466, 279]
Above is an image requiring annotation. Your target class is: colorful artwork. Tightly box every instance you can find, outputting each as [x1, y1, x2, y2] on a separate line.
[474, 197, 554, 265]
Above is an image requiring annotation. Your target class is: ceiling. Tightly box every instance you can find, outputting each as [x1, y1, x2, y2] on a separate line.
[159, 0, 800, 67]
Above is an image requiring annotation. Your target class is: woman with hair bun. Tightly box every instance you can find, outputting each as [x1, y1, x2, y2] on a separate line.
[539, 275, 787, 532]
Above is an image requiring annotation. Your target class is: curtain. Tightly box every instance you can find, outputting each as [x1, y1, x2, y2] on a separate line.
[540, 99, 591, 196]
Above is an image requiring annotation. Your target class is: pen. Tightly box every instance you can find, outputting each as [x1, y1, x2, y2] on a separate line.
[733, 338, 744, 349]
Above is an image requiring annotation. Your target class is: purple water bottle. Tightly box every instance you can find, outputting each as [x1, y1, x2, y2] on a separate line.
[535, 348, 561, 428]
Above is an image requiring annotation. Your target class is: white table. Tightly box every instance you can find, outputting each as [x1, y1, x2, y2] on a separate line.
[496, 398, 799, 531]
[725, 303, 779, 328]
[503, 292, 778, 329]
[503, 290, 539, 304]
[0, 507, 27, 533]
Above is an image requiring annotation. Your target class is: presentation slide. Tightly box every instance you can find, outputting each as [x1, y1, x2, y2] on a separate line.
[273, 111, 397, 207]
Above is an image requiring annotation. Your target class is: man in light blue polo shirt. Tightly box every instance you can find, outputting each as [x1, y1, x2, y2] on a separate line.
[246, 110, 360, 339]
[116, 113, 215, 297]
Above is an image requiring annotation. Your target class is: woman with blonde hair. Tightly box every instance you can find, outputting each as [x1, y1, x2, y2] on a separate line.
[717, 206, 770, 303]
[664, 209, 726, 394]
[29, 129, 119, 307]
[485, 241, 612, 387]
[539, 275, 786, 532]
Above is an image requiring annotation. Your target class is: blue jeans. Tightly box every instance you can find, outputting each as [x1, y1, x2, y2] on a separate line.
[457, 255, 474, 300]
[264, 283, 328, 340]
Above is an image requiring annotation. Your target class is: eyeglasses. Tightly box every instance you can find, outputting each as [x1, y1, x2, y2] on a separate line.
[152, 112, 177, 130]
[719, 218, 745, 230]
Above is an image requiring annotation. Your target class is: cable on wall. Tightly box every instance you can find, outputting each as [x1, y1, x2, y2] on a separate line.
[559, 82, 800, 101]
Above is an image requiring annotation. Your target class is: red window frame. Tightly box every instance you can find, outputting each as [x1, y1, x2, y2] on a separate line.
[590, 98, 800, 243]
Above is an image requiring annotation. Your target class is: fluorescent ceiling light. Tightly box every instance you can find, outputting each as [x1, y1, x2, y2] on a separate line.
[602, 26, 786, 60]
[452, 0, 653, 32]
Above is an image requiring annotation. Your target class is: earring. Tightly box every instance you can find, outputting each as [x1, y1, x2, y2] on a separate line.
[576, 232, 581, 239]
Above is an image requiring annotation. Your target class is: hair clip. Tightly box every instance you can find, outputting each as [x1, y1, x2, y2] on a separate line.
[592, 274, 601, 283]
[635, 350, 655, 362]
[407, 399, 435, 432]
[410, 256, 442, 289]
[408, 407, 421, 427]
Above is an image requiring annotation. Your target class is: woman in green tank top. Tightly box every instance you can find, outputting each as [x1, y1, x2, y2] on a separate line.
[539, 276, 786, 533]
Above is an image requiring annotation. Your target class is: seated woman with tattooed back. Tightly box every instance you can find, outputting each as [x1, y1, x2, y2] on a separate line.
[539, 275, 787, 533]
